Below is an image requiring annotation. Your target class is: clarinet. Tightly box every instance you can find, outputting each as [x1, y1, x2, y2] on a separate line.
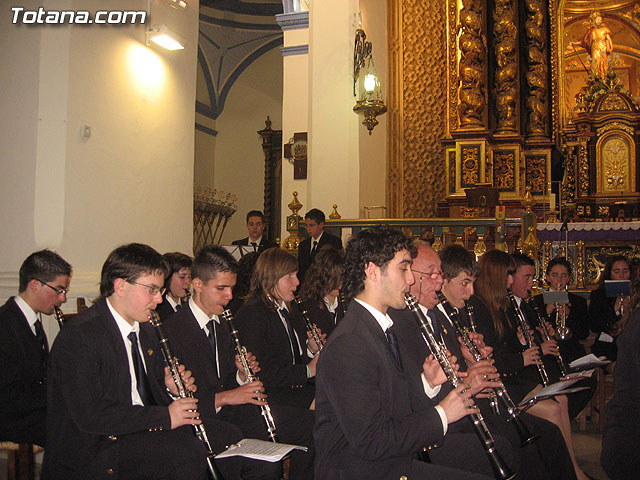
[526, 292, 569, 378]
[338, 290, 348, 317]
[507, 289, 549, 387]
[148, 311, 224, 480]
[221, 309, 278, 443]
[53, 306, 65, 329]
[293, 297, 324, 352]
[436, 293, 537, 447]
[405, 294, 516, 480]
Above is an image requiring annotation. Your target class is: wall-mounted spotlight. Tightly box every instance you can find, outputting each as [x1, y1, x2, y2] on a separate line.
[146, 24, 185, 50]
[166, 0, 188, 10]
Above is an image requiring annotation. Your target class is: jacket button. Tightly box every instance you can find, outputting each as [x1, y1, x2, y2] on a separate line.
[107, 468, 114, 474]
[108, 435, 117, 440]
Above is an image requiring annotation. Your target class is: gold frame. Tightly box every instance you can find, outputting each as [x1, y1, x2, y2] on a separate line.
[595, 129, 637, 195]
[456, 140, 487, 191]
[489, 145, 521, 199]
[525, 149, 553, 201]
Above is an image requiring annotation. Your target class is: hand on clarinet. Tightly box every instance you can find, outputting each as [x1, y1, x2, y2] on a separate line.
[164, 365, 197, 396]
[458, 332, 493, 362]
[169, 397, 202, 429]
[422, 351, 461, 389]
[536, 320, 556, 339]
[522, 346, 542, 366]
[465, 359, 501, 396]
[235, 351, 260, 382]
[215, 381, 267, 408]
[540, 339, 560, 357]
[307, 328, 326, 354]
[439, 383, 479, 424]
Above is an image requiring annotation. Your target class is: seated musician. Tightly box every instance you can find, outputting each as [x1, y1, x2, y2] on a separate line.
[471, 249, 588, 480]
[162, 245, 315, 479]
[296, 246, 346, 338]
[42, 243, 242, 479]
[315, 226, 494, 479]
[155, 251, 192, 320]
[433, 244, 577, 479]
[235, 247, 320, 410]
[0, 249, 71, 448]
[530, 255, 595, 419]
[231, 210, 278, 254]
[602, 267, 640, 479]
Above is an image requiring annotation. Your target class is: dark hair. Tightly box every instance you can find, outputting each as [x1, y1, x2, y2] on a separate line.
[546, 256, 572, 276]
[440, 244, 478, 280]
[232, 251, 259, 301]
[162, 252, 192, 290]
[191, 245, 239, 283]
[19, 249, 72, 292]
[511, 252, 535, 269]
[475, 250, 516, 340]
[305, 208, 325, 224]
[250, 247, 298, 308]
[246, 210, 264, 223]
[299, 247, 345, 307]
[342, 225, 416, 299]
[100, 243, 167, 297]
[598, 255, 631, 287]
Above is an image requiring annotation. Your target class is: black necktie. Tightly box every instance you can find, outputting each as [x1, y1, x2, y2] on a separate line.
[331, 310, 337, 325]
[311, 240, 318, 255]
[206, 320, 220, 378]
[175, 302, 182, 311]
[127, 331, 154, 406]
[385, 326, 403, 369]
[251, 242, 258, 252]
[427, 309, 441, 341]
[34, 318, 48, 353]
[280, 308, 302, 363]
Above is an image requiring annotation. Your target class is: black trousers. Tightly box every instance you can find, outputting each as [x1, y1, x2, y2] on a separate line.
[1, 407, 46, 447]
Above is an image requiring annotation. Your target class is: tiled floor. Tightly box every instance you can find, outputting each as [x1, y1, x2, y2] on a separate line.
[0, 420, 609, 480]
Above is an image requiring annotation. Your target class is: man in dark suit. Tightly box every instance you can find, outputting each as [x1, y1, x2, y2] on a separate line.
[0, 249, 71, 447]
[314, 226, 491, 479]
[297, 208, 342, 283]
[155, 251, 192, 321]
[231, 210, 278, 254]
[162, 245, 315, 479]
[42, 243, 242, 480]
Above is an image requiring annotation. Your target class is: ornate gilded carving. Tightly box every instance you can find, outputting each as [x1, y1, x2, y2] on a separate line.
[493, 0, 518, 134]
[560, 144, 576, 205]
[602, 138, 629, 192]
[387, 0, 447, 217]
[448, 149, 457, 195]
[576, 240, 586, 289]
[447, 0, 459, 134]
[597, 122, 634, 136]
[524, 0, 548, 138]
[457, 0, 486, 128]
[493, 151, 515, 191]
[548, 0, 559, 141]
[462, 145, 480, 186]
[474, 234, 487, 258]
[577, 142, 589, 197]
[542, 240, 552, 281]
[598, 205, 610, 217]
[600, 93, 630, 112]
[525, 154, 547, 195]
[459, 207, 482, 218]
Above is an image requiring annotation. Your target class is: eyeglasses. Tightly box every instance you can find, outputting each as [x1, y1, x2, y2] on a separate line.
[37, 279, 68, 296]
[128, 280, 166, 296]
[411, 269, 443, 280]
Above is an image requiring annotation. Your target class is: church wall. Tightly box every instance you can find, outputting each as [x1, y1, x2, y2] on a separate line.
[0, 0, 199, 332]
[213, 47, 283, 245]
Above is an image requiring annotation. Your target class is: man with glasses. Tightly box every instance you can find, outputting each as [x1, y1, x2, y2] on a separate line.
[43, 243, 243, 479]
[0, 249, 71, 447]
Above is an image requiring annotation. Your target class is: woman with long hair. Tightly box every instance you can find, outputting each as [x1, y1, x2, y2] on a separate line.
[235, 247, 319, 409]
[471, 249, 588, 480]
[601, 267, 640, 479]
[589, 255, 631, 365]
[297, 247, 345, 337]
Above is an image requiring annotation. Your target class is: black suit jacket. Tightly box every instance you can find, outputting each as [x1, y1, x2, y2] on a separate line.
[0, 297, 47, 443]
[291, 299, 345, 339]
[314, 301, 444, 479]
[42, 298, 177, 478]
[231, 237, 278, 253]
[297, 231, 342, 282]
[235, 296, 314, 408]
[162, 304, 239, 421]
[154, 294, 180, 322]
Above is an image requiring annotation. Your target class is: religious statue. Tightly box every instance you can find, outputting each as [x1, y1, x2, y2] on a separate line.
[580, 11, 613, 79]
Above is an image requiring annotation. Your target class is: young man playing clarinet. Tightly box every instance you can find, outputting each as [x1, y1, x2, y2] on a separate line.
[0, 249, 71, 448]
[162, 245, 315, 480]
[314, 225, 494, 479]
[43, 243, 242, 479]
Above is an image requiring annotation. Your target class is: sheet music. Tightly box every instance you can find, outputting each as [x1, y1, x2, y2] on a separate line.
[569, 353, 611, 370]
[519, 377, 582, 406]
[215, 438, 307, 462]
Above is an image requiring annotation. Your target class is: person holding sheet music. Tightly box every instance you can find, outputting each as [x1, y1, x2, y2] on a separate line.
[601, 267, 640, 479]
[472, 250, 588, 480]
[589, 255, 631, 367]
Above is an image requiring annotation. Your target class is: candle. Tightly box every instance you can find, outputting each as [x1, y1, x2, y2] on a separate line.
[550, 193, 556, 212]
